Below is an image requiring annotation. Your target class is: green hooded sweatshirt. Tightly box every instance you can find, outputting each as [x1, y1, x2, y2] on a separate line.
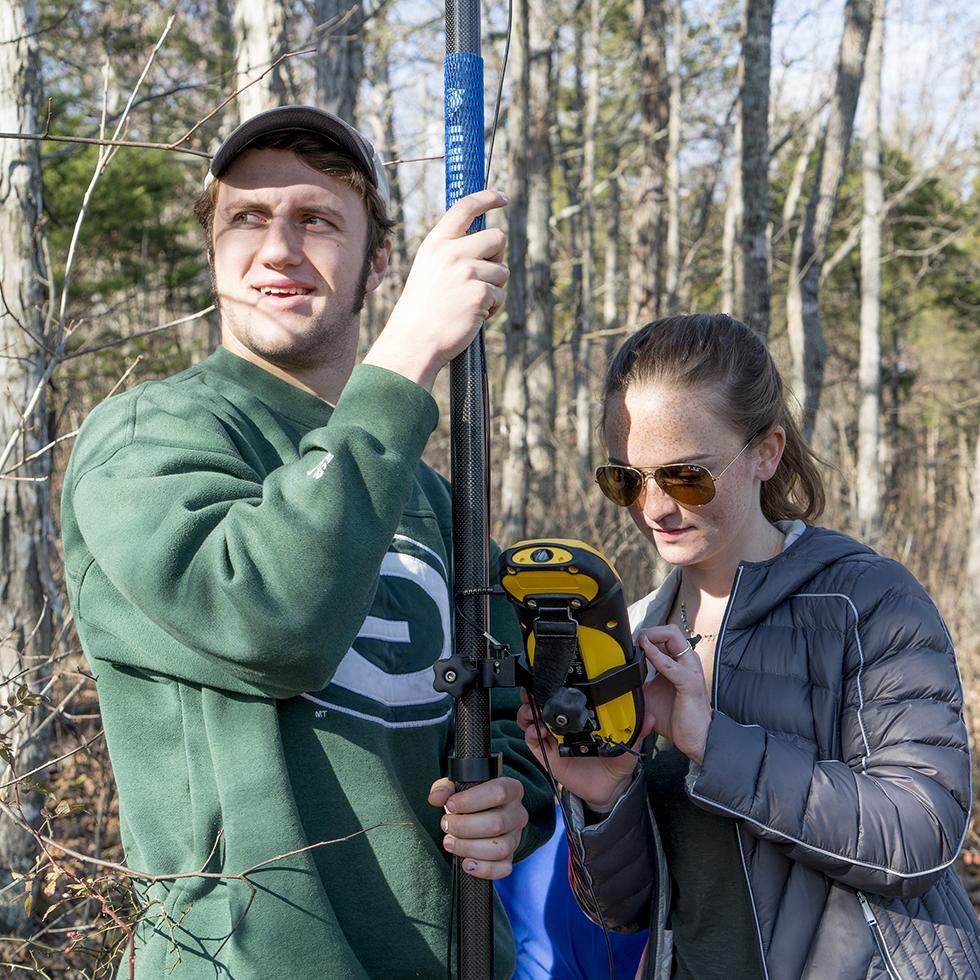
[60, 347, 553, 979]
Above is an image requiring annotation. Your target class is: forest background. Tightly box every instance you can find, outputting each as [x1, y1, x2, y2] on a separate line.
[1, 0, 978, 974]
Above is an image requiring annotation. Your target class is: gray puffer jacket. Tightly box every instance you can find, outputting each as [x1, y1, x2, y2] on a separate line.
[567, 524, 980, 979]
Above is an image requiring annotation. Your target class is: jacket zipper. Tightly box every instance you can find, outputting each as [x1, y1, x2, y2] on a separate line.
[711, 564, 744, 707]
[857, 891, 904, 980]
[734, 825, 771, 980]
[711, 566, 774, 980]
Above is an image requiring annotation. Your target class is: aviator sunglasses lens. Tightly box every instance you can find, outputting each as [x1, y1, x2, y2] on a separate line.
[654, 465, 716, 505]
[595, 465, 644, 506]
[595, 464, 717, 507]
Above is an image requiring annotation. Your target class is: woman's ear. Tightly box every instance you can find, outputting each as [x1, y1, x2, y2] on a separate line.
[757, 426, 785, 481]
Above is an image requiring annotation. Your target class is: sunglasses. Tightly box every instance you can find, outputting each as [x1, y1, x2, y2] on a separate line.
[594, 438, 756, 508]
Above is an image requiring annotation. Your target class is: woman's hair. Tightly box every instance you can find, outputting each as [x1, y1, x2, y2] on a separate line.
[601, 313, 826, 522]
[193, 131, 394, 265]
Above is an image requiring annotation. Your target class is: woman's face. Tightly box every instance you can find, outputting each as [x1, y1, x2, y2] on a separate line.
[603, 382, 783, 573]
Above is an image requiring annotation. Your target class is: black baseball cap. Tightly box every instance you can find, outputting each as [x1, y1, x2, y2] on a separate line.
[206, 105, 390, 211]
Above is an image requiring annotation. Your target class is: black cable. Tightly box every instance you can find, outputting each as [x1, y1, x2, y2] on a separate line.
[483, 0, 513, 190]
[453, 603, 510, 656]
[603, 739, 653, 760]
[447, 855, 459, 980]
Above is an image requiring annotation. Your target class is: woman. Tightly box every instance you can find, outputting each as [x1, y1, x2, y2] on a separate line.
[519, 314, 980, 979]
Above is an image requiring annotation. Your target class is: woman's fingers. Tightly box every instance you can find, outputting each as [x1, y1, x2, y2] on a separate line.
[636, 635, 711, 764]
[638, 633, 704, 684]
[636, 624, 692, 659]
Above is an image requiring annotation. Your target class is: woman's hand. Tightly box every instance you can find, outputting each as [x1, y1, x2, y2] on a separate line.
[517, 689, 649, 813]
[636, 625, 712, 764]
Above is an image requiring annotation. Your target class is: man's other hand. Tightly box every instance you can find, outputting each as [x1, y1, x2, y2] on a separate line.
[427, 775, 528, 880]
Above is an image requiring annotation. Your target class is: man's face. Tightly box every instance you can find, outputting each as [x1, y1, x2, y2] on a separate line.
[211, 147, 387, 372]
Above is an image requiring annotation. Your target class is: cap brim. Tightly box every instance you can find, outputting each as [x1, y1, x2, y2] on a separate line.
[207, 105, 390, 211]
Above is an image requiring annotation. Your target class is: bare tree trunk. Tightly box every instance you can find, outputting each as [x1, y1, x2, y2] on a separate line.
[560, 0, 585, 489]
[678, 103, 734, 308]
[603, 142, 623, 361]
[499, 0, 531, 545]
[628, 0, 669, 326]
[315, 0, 364, 124]
[214, 0, 237, 113]
[0, 0, 51, 933]
[721, 167, 740, 313]
[368, 17, 403, 252]
[775, 95, 824, 248]
[664, 0, 683, 313]
[564, 0, 604, 523]
[739, 0, 774, 339]
[857, 0, 884, 541]
[563, 1, 585, 341]
[362, 8, 405, 346]
[957, 429, 971, 517]
[210, 0, 238, 354]
[525, 0, 557, 532]
[786, 0, 873, 439]
[924, 424, 938, 534]
[880, 313, 900, 503]
[966, 428, 980, 630]
[417, 77, 438, 233]
[233, 0, 290, 119]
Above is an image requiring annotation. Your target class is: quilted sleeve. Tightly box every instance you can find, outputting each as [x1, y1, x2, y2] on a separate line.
[563, 771, 659, 932]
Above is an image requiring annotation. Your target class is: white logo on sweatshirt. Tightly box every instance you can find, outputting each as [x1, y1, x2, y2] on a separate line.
[306, 452, 334, 480]
[330, 549, 450, 705]
[301, 537, 453, 728]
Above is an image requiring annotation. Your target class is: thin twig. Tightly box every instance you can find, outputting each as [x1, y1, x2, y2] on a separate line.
[62, 305, 215, 361]
[170, 47, 316, 149]
[0, 730, 105, 790]
[2, 430, 78, 476]
[0, 801, 411, 882]
[104, 356, 143, 398]
[0, 131, 210, 158]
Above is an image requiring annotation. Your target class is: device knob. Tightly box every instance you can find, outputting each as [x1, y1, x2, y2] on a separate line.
[542, 687, 590, 734]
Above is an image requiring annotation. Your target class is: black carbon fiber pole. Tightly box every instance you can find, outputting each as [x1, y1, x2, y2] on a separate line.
[445, 2, 494, 977]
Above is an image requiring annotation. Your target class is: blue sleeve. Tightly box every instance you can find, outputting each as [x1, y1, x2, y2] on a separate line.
[497, 803, 649, 980]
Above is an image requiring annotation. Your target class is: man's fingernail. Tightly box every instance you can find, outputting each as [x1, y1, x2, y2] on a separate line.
[444, 836, 455, 851]
[446, 801, 457, 813]
[441, 817, 449, 833]
[498, 192, 509, 203]
[464, 860, 478, 872]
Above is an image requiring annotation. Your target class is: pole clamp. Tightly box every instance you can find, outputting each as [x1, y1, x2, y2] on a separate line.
[448, 752, 503, 785]
[433, 649, 527, 698]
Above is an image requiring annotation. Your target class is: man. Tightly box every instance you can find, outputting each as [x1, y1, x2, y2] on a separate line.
[60, 105, 553, 978]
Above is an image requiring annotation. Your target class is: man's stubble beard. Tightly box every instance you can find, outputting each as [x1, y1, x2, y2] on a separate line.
[211, 253, 372, 372]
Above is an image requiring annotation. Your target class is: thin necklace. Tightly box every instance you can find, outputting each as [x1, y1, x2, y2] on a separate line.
[679, 600, 717, 641]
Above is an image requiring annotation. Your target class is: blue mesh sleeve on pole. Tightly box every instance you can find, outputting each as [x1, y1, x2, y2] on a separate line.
[445, 51, 486, 232]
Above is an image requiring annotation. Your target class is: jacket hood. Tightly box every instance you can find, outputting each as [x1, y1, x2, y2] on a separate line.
[725, 525, 875, 632]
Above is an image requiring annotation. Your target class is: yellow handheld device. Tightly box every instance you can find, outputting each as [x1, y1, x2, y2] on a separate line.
[499, 539, 644, 757]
